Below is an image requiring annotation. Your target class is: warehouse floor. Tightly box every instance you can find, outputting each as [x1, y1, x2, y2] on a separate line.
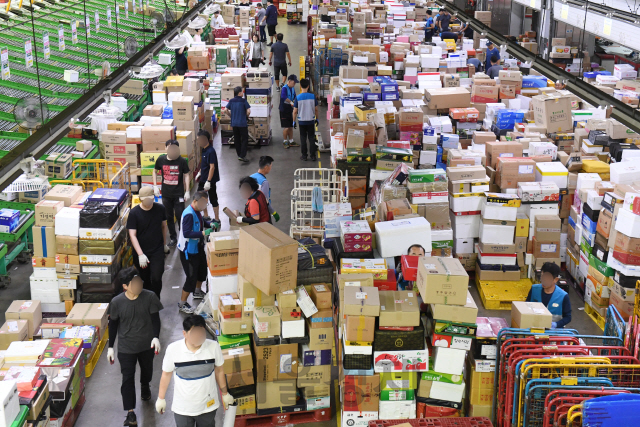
[4, 18, 602, 427]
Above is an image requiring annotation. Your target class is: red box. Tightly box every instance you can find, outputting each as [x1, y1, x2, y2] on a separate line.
[374, 269, 397, 291]
[342, 240, 373, 252]
[401, 255, 419, 281]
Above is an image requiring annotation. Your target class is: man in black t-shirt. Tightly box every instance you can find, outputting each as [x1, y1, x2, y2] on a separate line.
[127, 186, 168, 299]
[153, 140, 191, 247]
[195, 130, 221, 225]
[175, 46, 188, 75]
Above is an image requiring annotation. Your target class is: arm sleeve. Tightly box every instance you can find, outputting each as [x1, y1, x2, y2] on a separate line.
[261, 181, 274, 214]
[240, 200, 261, 224]
[151, 312, 161, 338]
[126, 209, 137, 230]
[161, 348, 175, 372]
[525, 289, 532, 302]
[155, 158, 162, 171]
[555, 294, 572, 328]
[108, 318, 119, 348]
[182, 158, 190, 174]
[182, 214, 202, 239]
[293, 99, 298, 108]
[214, 342, 225, 367]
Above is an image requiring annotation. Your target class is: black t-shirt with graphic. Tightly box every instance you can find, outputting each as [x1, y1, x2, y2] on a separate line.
[154, 154, 190, 199]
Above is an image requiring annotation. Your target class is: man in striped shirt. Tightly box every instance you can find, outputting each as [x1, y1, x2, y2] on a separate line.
[292, 78, 319, 161]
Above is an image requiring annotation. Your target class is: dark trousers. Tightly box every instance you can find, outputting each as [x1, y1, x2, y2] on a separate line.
[118, 349, 155, 411]
[259, 25, 266, 42]
[179, 249, 208, 293]
[299, 124, 316, 158]
[251, 58, 262, 67]
[174, 410, 217, 427]
[162, 195, 185, 241]
[133, 250, 164, 299]
[233, 126, 248, 159]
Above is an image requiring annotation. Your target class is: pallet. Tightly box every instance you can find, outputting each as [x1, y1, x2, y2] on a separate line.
[368, 418, 493, 427]
[476, 277, 532, 310]
[234, 407, 331, 427]
[584, 303, 605, 331]
[85, 327, 108, 378]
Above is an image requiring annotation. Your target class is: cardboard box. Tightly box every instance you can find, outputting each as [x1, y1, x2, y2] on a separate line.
[5, 301, 42, 339]
[44, 185, 82, 207]
[345, 315, 375, 342]
[430, 291, 478, 323]
[532, 95, 573, 132]
[238, 223, 298, 296]
[425, 88, 471, 109]
[222, 344, 253, 375]
[253, 342, 298, 382]
[343, 286, 380, 316]
[297, 364, 332, 388]
[65, 303, 108, 339]
[0, 320, 29, 350]
[256, 380, 298, 410]
[310, 284, 332, 309]
[343, 374, 380, 412]
[237, 275, 276, 313]
[35, 200, 63, 227]
[253, 306, 281, 338]
[309, 309, 333, 329]
[416, 257, 468, 305]
[277, 290, 297, 308]
[140, 126, 174, 144]
[307, 325, 333, 350]
[225, 369, 254, 389]
[206, 243, 239, 276]
[218, 312, 252, 335]
[511, 302, 552, 328]
[33, 226, 56, 258]
[378, 291, 420, 326]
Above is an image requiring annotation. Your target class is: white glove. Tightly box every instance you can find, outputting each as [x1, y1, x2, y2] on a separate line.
[184, 191, 191, 202]
[222, 393, 235, 410]
[155, 398, 166, 414]
[164, 245, 170, 254]
[195, 171, 201, 181]
[204, 181, 211, 191]
[151, 337, 161, 354]
[153, 185, 160, 197]
[107, 348, 115, 364]
[138, 254, 149, 268]
[236, 216, 244, 224]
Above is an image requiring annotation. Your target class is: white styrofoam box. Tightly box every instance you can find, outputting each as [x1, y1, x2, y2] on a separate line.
[610, 162, 640, 184]
[586, 190, 604, 211]
[621, 150, 640, 162]
[281, 318, 305, 338]
[111, 96, 127, 112]
[428, 116, 453, 133]
[158, 53, 172, 65]
[485, 103, 506, 119]
[529, 141, 558, 159]
[576, 173, 601, 191]
[419, 150, 437, 165]
[432, 346, 466, 375]
[450, 212, 481, 239]
[250, 105, 271, 118]
[419, 380, 466, 403]
[479, 223, 515, 245]
[525, 203, 560, 226]
[375, 217, 432, 258]
[54, 207, 80, 237]
[423, 134, 438, 145]
[411, 190, 448, 204]
[420, 54, 440, 68]
[581, 141, 604, 154]
[615, 208, 640, 238]
[477, 244, 517, 265]
[63, 70, 79, 83]
[0, 380, 20, 427]
[471, 142, 486, 153]
[378, 399, 417, 420]
[449, 193, 485, 213]
[167, 91, 183, 103]
[137, 116, 156, 126]
[32, 267, 56, 279]
[431, 228, 453, 244]
[455, 238, 475, 253]
[535, 162, 568, 189]
[575, 223, 583, 247]
[342, 411, 378, 427]
[206, 273, 238, 309]
[29, 275, 61, 304]
[126, 125, 143, 139]
[481, 201, 518, 221]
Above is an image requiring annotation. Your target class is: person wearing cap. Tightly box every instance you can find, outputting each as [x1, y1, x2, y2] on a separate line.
[107, 267, 164, 427]
[485, 40, 500, 72]
[126, 186, 169, 299]
[224, 86, 251, 163]
[256, 2, 267, 43]
[292, 77, 319, 161]
[280, 74, 298, 149]
[153, 139, 191, 247]
[269, 33, 292, 89]
[177, 191, 214, 314]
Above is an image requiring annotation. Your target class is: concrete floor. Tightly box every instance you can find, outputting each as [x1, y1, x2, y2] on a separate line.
[3, 17, 603, 427]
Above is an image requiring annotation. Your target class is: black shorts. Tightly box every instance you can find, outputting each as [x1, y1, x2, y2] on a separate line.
[179, 249, 207, 293]
[267, 24, 277, 36]
[197, 180, 218, 208]
[274, 64, 287, 81]
[280, 110, 293, 128]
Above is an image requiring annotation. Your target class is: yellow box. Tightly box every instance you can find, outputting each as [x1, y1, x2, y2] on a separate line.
[468, 365, 494, 389]
[140, 152, 162, 168]
[354, 105, 377, 122]
[469, 387, 494, 405]
[340, 259, 388, 280]
[469, 404, 492, 417]
[164, 75, 184, 87]
[515, 214, 529, 237]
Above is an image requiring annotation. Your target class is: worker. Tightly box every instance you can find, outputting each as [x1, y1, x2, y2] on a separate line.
[224, 86, 251, 163]
[459, 21, 473, 39]
[237, 176, 272, 224]
[424, 10, 435, 42]
[486, 55, 502, 79]
[440, 30, 459, 42]
[526, 262, 571, 328]
[397, 244, 426, 291]
[256, 2, 267, 42]
[126, 186, 169, 299]
[292, 77, 318, 161]
[153, 139, 191, 247]
[279, 74, 298, 149]
[170, 68, 179, 76]
[177, 191, 213, 314]
[107, 267, 164, 427]
[211, 10, 225, 29]
[247, 33, 266, 68]
[250, 156, 280, 222]
[175, 47, 188, 75]
[265, 0, 279, 45]
[156, 315, 235, 426]
[270, 33, 293, 90]
[467, 57, 481, 71]
[195, 129, 221, 226]
[485, 40, 500, 72]
[436, 9, 451, 32]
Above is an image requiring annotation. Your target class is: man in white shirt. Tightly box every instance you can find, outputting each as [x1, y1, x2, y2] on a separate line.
[156, 315, 234, 427]
[211, 10, 225, 29]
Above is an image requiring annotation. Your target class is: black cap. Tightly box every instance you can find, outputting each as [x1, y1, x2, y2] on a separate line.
[288, 75, 299, 83]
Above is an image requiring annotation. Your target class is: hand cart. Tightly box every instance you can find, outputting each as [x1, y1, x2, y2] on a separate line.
[0, 201, 35, 287]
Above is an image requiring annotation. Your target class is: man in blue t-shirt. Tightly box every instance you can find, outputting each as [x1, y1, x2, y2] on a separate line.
[292, 78, 319, 161]
[424, 10, 435, 42]
[250, 156, 279, 222]
[224, 86, 251, 163]
[195, 129, 220, 225]
[485, 40, 501, 72]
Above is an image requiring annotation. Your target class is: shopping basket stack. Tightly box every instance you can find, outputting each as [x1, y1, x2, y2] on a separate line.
[493, 327, 640, 427]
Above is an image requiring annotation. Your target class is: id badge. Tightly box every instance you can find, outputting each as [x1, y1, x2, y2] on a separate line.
[206, 398, 216, 407]
[179, 198, 184, 203]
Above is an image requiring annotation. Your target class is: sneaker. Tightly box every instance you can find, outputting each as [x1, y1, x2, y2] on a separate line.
[124, 412, 137, 426]
[179, 302, 194, 314]
[267, 42, 273, 46]
[168, 239, 177, 248]
[203, 216, 211, 222]
[300, 155, 307, 161]
[140, 384, 151, 401]
[288, 140, 300, 147]
[239, 157, 250, 163]
[310, 155, 317, 161]
[193, 289, 206, 299]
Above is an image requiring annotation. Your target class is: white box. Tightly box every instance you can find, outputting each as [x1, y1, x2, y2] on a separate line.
[610, 162, 640, 184]
[378, 399, 417, 420]
[576, 173, 601, 191]
[281, 318, 305, 338]
[481, 201, 518, 221]
[455, 238, 475, 254]
[63, 70, 79, 83]
[158, 53, 172, 65]
[419, 150, 437, 165]
[29, 275, 61, 304]
[529, 141, 557, 159]
[535, 162, 568, 189]
[615, 209, 640, 238]
[420, 380, 466, 402]
[32, 267, 56, 279]
[450, 212, 481, 239]
[342, 411, 378, 427]
[375, 217, 432, 258]
[479, 223, 515, 245]
[306, 396, 330, 410]
[525, 204, 560, 226]
[449, 193, 485, 213]
[250, 105, 271, 118]
[54, 207, 80, 237]
[477, 245, 517, 265]
[0, 381, 20, 427]
[432, 346, 466, 375]
[586, 190, 604, 211]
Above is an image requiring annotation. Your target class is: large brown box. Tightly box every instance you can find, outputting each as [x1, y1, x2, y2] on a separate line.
[486, 141, 524, 168]
[416, 257, 468, 305]
[534, 215, 562, 241]
[225, 369, 254, 389]
[511, 302, 552, 328]
[256, 380, 298, 410]
[345, 315, 375, 342]
[531, 95, 573, 132]
[425, 88, 471, 109]
[496, 158, 536, 189]
[0, 320, 29, 350]
[65, 303, 108, 339]
[253, 342, 298, 382]
[5, 301, 42, 340]
[222, 344, 253, 374]
[140, 126, 174, 144]
[378, 291, 420, 326]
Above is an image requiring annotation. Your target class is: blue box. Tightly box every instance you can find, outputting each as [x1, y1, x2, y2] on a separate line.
[522, 75, 548, 88]
[381, 92, 399, 101]
[88, 188, 128, 204]
[441, 133, 459, 149]
[581, 213, 597, 234]
[363, 92, 381, 101]
[301, 345, 331, 366]
[568, 216, 576, 230]
[0, 209, 20, 233]
[373, 76, 393, 83]
[380, 83, 399, 93]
